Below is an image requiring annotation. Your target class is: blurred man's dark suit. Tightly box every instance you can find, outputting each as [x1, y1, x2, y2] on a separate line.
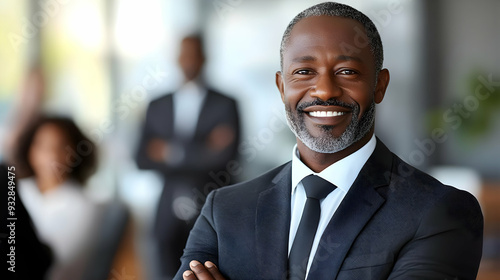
[174, 139, 483, 280]
[136, 88, 240, 277]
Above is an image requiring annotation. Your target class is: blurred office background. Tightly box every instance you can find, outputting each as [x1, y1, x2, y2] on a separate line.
[0, 0, 499, 279]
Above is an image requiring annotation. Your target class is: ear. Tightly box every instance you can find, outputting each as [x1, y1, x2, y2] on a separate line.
[276, 71, 285, 103]
[374, 69, 390, 104]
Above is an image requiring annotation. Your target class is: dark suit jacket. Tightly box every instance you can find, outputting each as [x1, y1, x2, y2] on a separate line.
[174, 140, 483, 280]
[136, 89, 240, 180]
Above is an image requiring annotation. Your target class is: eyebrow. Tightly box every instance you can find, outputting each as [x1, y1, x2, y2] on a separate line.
[291, 55, 363, 63]
[336, 55, 362, 62]
[292, 55, 316, 63]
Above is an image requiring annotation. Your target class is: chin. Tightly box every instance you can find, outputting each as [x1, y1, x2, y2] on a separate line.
[310, 124, 348, 139]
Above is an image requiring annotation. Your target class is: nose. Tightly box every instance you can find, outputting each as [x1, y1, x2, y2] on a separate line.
[310, 73, 342, 101]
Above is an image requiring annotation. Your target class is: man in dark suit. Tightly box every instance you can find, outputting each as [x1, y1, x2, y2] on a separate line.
[175, 2, 483, 280]
[135, 35, 240, 278]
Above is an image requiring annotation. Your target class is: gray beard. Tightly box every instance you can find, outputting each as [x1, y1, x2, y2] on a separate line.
[285, 101, 375, 153]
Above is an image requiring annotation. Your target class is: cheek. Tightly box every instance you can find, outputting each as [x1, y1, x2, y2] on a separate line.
[29, 145, 66, 170]
[55, 149, 67, 164]
[344, 84, 374, 116]
[28, 145, 47, 172]
[28, 147, 37, 168]
[284, 84, 310, 108]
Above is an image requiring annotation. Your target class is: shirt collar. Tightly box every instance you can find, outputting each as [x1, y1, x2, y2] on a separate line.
[291, 134, 377, 194]
[176, 79, 206, 97]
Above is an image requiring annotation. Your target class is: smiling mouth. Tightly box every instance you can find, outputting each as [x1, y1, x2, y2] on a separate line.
[308, 111, 346, 117]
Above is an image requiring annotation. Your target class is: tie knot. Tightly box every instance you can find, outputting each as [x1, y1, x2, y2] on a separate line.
[301, 175, 337, 200]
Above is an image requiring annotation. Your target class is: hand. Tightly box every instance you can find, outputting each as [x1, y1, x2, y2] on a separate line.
[207, 125, 235, 152]
[183, 260, 226, 280]
[147, 138, 169, 162]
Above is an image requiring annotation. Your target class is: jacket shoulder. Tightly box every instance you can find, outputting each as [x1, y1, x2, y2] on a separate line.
[210, 162, 291, 203]
[144, 94, 173, 115]
[206, 89, 237, 105]
[149, 93, 173, 106]
[386, 153, 481, 221]
[389, 154, 458, 195]
[369, 140, 480, 216]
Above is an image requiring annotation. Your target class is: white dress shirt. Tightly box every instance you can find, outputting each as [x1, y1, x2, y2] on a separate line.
[172, 80, 207, 139]
[288, 135, 377, 277]
[18, 178, 99, 280]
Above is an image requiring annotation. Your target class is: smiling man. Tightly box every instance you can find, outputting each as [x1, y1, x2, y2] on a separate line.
[174, 2, 483, 280]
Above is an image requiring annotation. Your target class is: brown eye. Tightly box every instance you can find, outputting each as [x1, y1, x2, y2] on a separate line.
[294, 69, 313, 75]
[337, 69, 357, 75]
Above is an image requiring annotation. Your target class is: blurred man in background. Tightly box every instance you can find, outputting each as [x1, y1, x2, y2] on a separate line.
[135, 35, 240, 279]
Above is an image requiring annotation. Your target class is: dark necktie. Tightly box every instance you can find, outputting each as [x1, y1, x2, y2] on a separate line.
[288, 175, 337, 280]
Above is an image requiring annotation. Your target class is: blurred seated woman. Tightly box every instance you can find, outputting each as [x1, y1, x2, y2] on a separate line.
[15, 116, 99, 280]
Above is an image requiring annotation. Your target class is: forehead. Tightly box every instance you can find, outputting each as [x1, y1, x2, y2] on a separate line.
[284, 16, 372, 66]
[34, 122, 68, 139]
[181, 37, 202, 49]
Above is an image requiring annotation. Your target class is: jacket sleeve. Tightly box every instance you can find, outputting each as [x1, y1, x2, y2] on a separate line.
[173, 190, 220, 280]
[135, 98, 240, 176]
[170, 98, 240, 174]
[388, 189, 483, 280]
[135, 101, 167, 171]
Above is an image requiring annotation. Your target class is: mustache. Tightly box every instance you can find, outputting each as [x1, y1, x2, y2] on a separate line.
[297, 98, 356, 112]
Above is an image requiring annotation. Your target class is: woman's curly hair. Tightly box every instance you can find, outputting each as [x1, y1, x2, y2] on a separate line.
[15, 115, 97, 185]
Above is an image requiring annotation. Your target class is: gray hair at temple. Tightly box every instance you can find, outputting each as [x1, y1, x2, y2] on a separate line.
[279, 2, 384, 74]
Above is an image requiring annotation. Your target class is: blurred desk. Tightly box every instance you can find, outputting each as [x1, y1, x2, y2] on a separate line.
[107, 219, 143, 280]
[478, 182, 500, 280]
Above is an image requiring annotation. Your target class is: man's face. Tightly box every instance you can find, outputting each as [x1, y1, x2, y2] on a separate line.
[179, 38, 205, 81]
[276, 16, 388, 153]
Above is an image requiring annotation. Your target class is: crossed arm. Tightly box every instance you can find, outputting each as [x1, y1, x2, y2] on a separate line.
[136, 98, 240, 175]
[175, 187, 483, 280]
[182, 261, 225, 280]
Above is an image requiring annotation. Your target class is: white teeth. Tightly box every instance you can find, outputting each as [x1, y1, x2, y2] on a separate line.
[309, 111, 345, 117]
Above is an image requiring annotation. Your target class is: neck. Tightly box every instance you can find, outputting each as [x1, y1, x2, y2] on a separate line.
[184, 76, 201, 85]
[36, 176, 65, 194]
[297, 128, 374, 173]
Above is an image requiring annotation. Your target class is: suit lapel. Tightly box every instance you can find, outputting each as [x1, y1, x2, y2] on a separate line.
[163, 94, 175, 137]
[193, 89, 213, 138]
[307, 139, 393, 279]
[256, 163, 292, 280]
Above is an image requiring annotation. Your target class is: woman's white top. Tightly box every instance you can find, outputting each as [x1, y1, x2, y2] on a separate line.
[18, 177, 99, 280]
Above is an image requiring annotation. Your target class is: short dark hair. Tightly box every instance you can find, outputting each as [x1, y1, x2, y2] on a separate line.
[280, 2, 384, 73]
[15, 116, 97, 185]
[182, 34, 205, 55]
